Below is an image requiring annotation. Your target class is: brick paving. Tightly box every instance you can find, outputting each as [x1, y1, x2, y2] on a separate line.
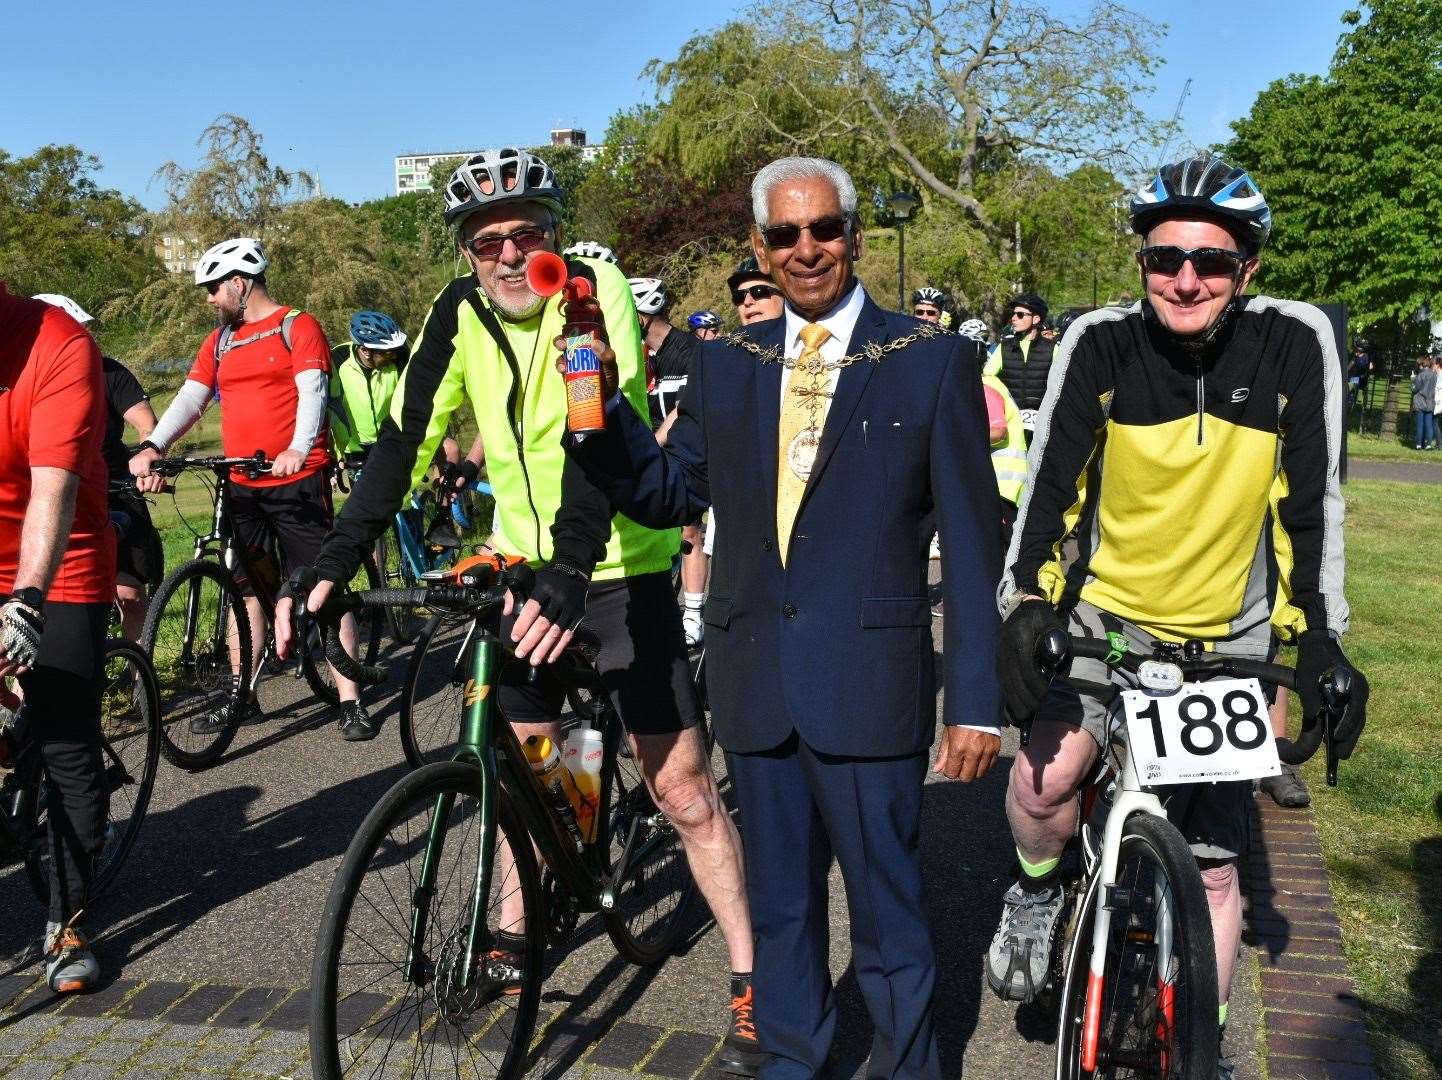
[1244, 795, 1378, 1079]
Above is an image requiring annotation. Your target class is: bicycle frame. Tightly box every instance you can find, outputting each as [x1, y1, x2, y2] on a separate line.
[404, 621, 608, 993]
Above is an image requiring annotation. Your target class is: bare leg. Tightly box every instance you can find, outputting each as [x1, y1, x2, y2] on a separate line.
[115, 577, 146, 642]
[1005, 720, 1100, 866]
[680, 524, 708, 594]
[1199, 860, 1242, 1007]
[328, 611, 361, 703]
[497, 719, 562, 934]
[632, 727, 752, 972]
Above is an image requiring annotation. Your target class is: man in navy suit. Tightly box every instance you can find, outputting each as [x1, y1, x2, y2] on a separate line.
[561, 157, 1003, 1079]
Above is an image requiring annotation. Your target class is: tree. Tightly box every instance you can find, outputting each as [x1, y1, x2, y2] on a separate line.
[0, 144, 163, 354]
[1225, 1, 1442, 350]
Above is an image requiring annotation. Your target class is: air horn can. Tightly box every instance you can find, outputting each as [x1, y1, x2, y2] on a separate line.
[527, 252, 607, 434]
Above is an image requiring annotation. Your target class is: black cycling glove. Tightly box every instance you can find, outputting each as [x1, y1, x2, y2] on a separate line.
[998, 598, 1066, 721]
[441, 459, 480, 493]
[1295, 629, 1369, 759]
[522, 561, 590, 633]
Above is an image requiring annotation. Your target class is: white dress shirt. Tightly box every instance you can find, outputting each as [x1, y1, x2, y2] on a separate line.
[779, 280, 866, 405]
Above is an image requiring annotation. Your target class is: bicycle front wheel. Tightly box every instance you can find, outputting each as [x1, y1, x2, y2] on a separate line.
[25, 638, 162, 906]
[310, 761, 543, 1080]
[1056, 813, 1218, 1080]
[142, 560, 252, 771]
[301, 551, 384, 708]
[599, 712, 698, 966]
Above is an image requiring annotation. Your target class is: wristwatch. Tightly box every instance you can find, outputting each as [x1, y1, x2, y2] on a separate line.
[135, 440, 163, 455]
[11, 587, 43, 611]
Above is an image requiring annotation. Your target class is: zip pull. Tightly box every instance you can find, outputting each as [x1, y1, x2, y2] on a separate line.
[1195, 362, 1205, 446]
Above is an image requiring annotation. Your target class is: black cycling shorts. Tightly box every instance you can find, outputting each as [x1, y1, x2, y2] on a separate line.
[498, 571, 700, 736]
[109, 492, 164, 590]
[228, 471, 334, 595]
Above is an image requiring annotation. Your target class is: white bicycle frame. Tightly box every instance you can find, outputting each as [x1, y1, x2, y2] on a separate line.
[1068, 726, 1181, 1076]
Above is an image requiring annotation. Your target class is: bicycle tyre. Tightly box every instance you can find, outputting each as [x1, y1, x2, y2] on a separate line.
[399, 615, 472, 770]
[598, 709, 698, 966]
[24, 638, 162, 906]
[141, 560, 252, 771]
[376, 526, 424, 645]
[310, 761, 543, 1080]
[301, 551, 384, 707]
[1055, 813, 1218, 1080]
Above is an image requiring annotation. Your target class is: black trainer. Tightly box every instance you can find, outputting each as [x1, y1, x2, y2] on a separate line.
[189, 696, 261, 735]
[337, 700, 378, 742]
[716, 973, 763, 1077]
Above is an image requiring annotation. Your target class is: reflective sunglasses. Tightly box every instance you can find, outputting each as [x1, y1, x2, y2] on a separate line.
[760, 215, 850, 250]
[1138, 245, 1247, 277]
[913, 306, 940, 317]
[732, 283, 781, 305]
[463, 225, 550, 261]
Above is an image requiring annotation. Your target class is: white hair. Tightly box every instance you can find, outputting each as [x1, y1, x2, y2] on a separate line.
[751, 157, 858, 228]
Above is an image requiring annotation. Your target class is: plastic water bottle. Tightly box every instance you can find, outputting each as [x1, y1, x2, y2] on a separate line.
[562, 728, 604, 843]
[522, 735, 583, 847]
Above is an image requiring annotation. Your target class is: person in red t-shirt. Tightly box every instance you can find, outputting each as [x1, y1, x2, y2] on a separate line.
[129, 238, 371, 739]
[0, 282, 117, 993]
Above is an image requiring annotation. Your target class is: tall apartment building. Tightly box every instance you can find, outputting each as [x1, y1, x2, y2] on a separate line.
[154, 235, 204, 275]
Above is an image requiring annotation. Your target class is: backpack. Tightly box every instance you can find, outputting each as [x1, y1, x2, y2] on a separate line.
[214, 309, 302, 363]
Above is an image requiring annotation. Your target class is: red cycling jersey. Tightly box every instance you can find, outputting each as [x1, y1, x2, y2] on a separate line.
[0, 283, 116, 604]
[186, 307, 332, 488]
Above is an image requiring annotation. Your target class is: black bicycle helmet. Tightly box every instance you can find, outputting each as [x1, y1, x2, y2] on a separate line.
[912, 286, 946, 306]
[1007, 292, 1049, 320]
[1130, 152, 1272, 253]
[727, 255, 771, 292]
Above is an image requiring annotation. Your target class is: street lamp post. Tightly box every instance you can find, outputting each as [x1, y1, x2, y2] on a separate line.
[888, 191, 920, 310]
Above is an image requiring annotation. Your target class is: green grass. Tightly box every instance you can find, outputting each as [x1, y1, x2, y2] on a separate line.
[1348, 432, 1442, 464]
[1295, 479, 1442, 1078]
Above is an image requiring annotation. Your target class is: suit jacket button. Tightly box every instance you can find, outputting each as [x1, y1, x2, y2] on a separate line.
[782, 603, 797, 618]
[763, 538, 773, 551]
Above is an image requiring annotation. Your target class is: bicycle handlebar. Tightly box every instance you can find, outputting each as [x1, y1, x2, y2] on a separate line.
[1038, 631, 1353, 775]
[152, 451, 273, 481]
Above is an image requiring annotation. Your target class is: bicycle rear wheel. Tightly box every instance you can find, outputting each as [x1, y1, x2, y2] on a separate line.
[301, 552, 385, 708]
[310, 761, 543, 1080]
[1055, 813, 1218, 1080]
[399, 615, 473, 770]
[598, 709, 698, 966]
[142, 560, 252, 771]
[25, 638, 162, 906]
[376, 526, 424, 645]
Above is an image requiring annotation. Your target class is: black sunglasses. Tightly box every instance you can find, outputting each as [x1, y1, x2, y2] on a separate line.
[732, 283, 781, 304]
[1138, 245, 1247, 277]
[463, 225, 550, 261]
[1009, 309, 1036, 319]
[760, 215, 850, 250]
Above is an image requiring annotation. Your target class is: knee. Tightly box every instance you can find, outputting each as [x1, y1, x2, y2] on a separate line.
[650, 764, 717, 832]
[1198, 860, 1238, 904]
[1007, 749, 1078, 820]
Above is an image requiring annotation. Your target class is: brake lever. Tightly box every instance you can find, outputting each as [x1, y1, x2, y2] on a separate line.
[1321, 666, 1353, 788]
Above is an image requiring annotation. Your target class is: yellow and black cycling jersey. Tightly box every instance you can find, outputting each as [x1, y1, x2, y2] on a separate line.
[999, 296, 1348, 652]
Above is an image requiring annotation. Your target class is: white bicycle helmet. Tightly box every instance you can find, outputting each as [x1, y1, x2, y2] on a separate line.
[563, 241, 619, 266]
[194, 237, 268, 286]
[912, 286, 946, 306]
[32, 293, 93, 325]
[958, 318, 989, 343]
[443, 148, 564, 229]
[629, 277, 668, 315]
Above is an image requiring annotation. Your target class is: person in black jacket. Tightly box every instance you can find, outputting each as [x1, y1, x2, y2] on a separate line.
[991, 292, 1054, 441]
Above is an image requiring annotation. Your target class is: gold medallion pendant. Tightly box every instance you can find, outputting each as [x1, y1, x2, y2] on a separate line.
[787, 428, 821, 481]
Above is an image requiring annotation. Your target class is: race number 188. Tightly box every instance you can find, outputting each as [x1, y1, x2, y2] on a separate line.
[1122, 678, 1280, 785]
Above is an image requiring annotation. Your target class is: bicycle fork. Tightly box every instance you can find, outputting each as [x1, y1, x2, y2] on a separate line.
[1080, 777, 1167, 1073]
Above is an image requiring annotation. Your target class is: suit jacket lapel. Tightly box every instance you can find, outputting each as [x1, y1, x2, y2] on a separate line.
[804, 296, 887, 497]
[750, 320, 785, 531]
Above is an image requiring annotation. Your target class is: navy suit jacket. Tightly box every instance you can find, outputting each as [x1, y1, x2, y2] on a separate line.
[568, 291, 1002, 757]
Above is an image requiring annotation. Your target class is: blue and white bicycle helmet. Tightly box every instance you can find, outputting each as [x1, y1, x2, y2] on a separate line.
[1130, 152, 1272, 253]
[687, 310, 722, 330]
[350, 310, 407, 350]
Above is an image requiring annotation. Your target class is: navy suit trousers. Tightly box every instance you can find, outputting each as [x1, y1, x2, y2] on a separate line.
[729, 735, 941, 1080]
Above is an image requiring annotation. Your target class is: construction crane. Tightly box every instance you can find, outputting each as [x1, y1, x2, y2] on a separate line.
[1156, 77, 1193, 169]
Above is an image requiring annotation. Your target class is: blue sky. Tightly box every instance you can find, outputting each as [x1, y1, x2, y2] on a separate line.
[1, 1, 1355, 207]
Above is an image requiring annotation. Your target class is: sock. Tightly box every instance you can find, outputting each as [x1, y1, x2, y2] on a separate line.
[1218, 1002, 1229, 1028]
[683, 591, 705, 612]
[730, 971, 752, 999]
[495, 930, 527, 955]
[1017, 849, 1062, 891]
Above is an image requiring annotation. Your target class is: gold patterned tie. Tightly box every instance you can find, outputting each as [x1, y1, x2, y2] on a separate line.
[776, 322, 832, 566]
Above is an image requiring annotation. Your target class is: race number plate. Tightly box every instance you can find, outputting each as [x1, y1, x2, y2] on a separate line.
[1122, 678, 1280, 785]
[1019, 408, 1038, 432]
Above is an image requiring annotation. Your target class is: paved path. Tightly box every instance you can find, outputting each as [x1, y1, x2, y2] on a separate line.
[1, 622, 1270, 1078]
[1347, 458, 1442, 485]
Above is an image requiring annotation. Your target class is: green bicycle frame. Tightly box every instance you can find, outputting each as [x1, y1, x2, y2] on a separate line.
[405, 622, 608, 991]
